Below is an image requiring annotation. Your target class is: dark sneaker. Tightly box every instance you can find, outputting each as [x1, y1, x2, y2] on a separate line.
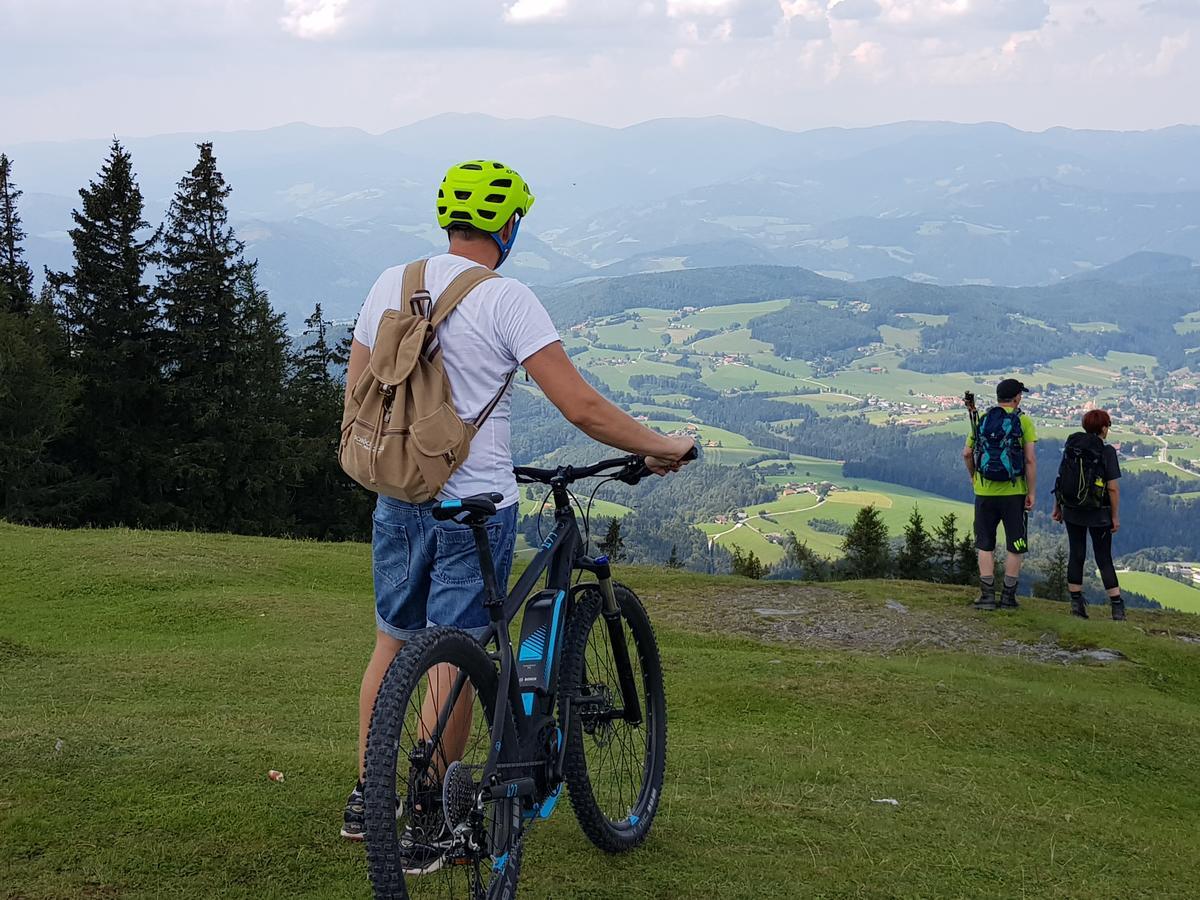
[341, 784, 403, 841]
[341, 787, 365, 841]
[1111, 598, 1127, 621]
[998, 588, 1019, 610]
[400, 822, 453, 876]
[1070, 597, 1089, 618]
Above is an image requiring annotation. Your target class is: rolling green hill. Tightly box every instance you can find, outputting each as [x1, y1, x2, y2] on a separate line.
[4, 523, 1200, 898]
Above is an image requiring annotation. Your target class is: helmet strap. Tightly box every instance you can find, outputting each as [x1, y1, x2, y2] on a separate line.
[490, 216, 521, 268]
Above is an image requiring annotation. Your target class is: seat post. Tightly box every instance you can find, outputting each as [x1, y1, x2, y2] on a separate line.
[472, 523, 503, 608]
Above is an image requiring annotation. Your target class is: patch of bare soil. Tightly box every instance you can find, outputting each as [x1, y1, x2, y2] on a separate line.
[646, 584, 1126, 665]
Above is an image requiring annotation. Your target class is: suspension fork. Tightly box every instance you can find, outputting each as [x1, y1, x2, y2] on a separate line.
[592, 557, 643, 726]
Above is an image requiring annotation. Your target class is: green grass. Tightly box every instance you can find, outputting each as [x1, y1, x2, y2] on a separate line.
[877, 324, 921, 350]
[677, 299, 787, 331]
[1122, 458, 1200, 480]
[688, 328, 773, 355]
[4, 523, 1200, 897]
[1069, 321, 1120, 333]
[700, 363, 803, 393]
[698, 521, 789, 564]
[1119, 571, 1200, 614]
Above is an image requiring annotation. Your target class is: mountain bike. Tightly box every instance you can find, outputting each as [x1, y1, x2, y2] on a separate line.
[363, 449, 695, 899]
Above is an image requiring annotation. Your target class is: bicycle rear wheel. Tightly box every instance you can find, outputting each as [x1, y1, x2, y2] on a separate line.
[558, 584, 667, 853]
[365, 628, 522, 900]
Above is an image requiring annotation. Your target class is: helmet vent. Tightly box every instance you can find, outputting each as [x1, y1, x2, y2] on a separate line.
[454, 190, 472, 200]
[462, 163, 483, 170]
[484, 193, 505, 203]
[477, 209, 496, 219]
[449, 210, 471, 220]
[490, 178, 512, 188]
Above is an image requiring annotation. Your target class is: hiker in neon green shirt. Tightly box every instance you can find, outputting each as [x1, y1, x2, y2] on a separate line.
[962, 378, 1038, 610]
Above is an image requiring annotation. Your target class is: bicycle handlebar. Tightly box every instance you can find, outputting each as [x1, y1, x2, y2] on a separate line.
[514, 445, 699, 487]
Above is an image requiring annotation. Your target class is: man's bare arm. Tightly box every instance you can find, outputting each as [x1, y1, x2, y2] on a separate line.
[523, 341, 693, 464]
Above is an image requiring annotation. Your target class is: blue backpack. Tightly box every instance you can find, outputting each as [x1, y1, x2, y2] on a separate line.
[975, 407, 1025, 483]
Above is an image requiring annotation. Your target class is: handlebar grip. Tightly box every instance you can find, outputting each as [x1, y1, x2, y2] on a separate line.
[681, 444, 699, 462]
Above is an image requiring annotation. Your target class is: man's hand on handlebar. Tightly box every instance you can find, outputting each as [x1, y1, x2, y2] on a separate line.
[645, 436, 699, 476]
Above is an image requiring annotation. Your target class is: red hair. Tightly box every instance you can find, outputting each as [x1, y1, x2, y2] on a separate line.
[1082, 409, 1112, 434]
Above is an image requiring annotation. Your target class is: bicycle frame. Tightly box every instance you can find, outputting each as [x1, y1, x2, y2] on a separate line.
[440, 482, 635, 811]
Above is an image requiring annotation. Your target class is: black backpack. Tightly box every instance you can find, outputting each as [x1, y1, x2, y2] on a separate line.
[1055, 432, 1108, 509]
[974, 406, 1025, 483]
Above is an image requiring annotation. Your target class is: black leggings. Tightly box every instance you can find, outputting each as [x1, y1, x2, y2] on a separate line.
[1065, 522, 1119, 590]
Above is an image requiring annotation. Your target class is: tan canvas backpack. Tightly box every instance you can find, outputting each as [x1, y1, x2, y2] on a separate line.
[339, 259, 515, 502]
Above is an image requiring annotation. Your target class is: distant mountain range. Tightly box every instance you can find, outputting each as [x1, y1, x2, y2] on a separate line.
[8, 115, 1200, 323]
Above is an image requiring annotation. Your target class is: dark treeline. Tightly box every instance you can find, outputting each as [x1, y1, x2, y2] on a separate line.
[0, 143, 372, 539]
[750, 301, 882, 364]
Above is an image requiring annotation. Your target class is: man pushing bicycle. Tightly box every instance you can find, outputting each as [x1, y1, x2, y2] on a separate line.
[339, 159, 695, 856]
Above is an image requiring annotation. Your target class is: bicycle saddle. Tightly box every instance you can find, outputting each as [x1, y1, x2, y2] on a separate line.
[432, 492, 505, 522]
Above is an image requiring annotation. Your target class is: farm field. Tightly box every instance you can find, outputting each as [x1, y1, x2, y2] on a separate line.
[1119, 571, 1200, 614]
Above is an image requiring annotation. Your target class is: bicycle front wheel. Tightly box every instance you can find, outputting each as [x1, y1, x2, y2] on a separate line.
[558, 583, 667, 853]
[364, 627, 522, 900]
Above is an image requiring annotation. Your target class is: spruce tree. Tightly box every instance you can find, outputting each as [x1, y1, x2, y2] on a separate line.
[840, 504, 891, 579]
[932, 513, 958, 582]
[1041, 544, 1069, 602]
[285, 302, 372, 539]
[897, 506, 935, 581]
[48, 140, 166, 525]
[0, 154, 34, 313]
[598, 517, 626, 562]
[157, 143, 297, 534]
[667, 544, 682, 569]
[957, 535, 978, 585]
[730, 545, 766, 579]
[0, 292, 79, 520]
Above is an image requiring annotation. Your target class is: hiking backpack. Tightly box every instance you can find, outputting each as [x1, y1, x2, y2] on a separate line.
[974, 406, 1026, 483]
[1054, 431, 1108, 509]
[339, 259, 515, 502]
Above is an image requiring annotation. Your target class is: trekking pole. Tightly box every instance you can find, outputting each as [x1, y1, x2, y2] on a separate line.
[963, 391, 979, 443]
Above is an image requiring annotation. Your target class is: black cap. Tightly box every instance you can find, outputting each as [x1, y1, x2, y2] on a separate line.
[996, 378, 1030, 402]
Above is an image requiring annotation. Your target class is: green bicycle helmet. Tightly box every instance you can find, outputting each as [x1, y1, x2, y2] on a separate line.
[437, 160, 535, 266]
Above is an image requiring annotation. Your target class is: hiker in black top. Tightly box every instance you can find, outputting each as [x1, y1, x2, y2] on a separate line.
[1052, 409, 1126, 620]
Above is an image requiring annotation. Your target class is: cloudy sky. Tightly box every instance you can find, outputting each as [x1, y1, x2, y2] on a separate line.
[2, 0, 1196, 143]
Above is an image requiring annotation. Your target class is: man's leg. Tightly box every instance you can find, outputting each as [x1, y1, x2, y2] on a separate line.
[359, 630, 406, 778]
[999, 497, 1026, 608]
[973, 497, 998, 609]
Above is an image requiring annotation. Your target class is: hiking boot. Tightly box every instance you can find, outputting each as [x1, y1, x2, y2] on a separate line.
[341, 786, 366, 841]
[1110, 597, 1127, 621]
[1070, 595, 1089, 619]
[973, 582, 997, 611]
[998, 586, 1019, 610]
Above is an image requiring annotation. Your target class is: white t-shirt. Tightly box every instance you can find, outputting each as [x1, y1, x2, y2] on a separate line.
[353, 253, 561, 508]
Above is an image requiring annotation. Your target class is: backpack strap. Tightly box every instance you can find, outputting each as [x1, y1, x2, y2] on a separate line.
[429, 266, 500, 329]
[401, 259, 431, 318]
[472, 369, 517, 428]
[421, 263, 513, 430]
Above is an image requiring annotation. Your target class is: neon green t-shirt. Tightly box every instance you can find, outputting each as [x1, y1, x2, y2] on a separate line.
[967, 410, 1037, 497]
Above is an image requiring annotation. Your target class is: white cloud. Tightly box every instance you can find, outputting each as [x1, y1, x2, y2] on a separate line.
[829, 0, 882, 20]
[0, 0, 1195, 142]
[506, 0, 570, 23]
[280, 0, 350, 39]
[667, 0, 740, 15]
[1145, 30, 1191, 73]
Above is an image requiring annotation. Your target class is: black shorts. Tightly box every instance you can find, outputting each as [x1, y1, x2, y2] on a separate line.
[974, 494, 1028, 554]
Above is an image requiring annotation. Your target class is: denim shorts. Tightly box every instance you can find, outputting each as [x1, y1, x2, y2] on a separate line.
[372, 496, 518, 641]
